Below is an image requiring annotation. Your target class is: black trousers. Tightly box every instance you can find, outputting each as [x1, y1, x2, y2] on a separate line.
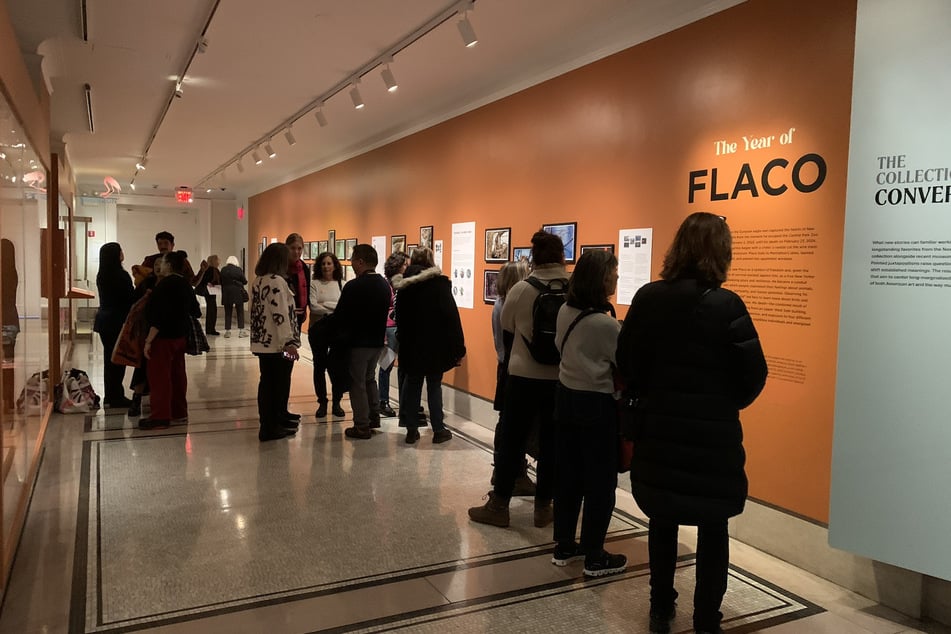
[202, 294, 218, 333]
[223, 302, 245, 329]
[257, 353, 293, 432]
[493, 375, 556, 503]
[648, 518, 729, 631]
[308, 327, 342, 405]
[98, 326, 127, 403]
[552, 385, 617, 557]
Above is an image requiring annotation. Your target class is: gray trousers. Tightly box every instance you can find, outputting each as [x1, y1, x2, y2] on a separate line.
[348, 346, 383, 430]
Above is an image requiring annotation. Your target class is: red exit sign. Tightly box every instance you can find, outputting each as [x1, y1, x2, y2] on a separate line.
[176, 189, 193, 203]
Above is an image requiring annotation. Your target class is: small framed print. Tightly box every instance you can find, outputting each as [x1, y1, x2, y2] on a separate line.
[335, 239, 347, 260]
[580, 244, 615, 255]
[345, 238, 357, 259]
[391, 234, 407, 254]
[542, 222, 577, 264]
[261, 237, 268, 251]
[420, 225, 433, 250]
[484, 269, 500, 304]
[407, 243, 419, 257]
[344, 265, 354, 280]
[485, 227, 511, 263]
[512, 246, 532, 264]
[257, 242, 264, 256]
[317, 240, 328, 255]
[328, 229, 336, 253]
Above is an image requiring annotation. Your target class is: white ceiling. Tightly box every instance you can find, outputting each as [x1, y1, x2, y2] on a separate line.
[6, 0, 743, 201]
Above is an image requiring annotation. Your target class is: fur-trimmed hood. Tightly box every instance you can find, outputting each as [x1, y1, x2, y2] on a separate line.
[394, 266, 443, 289]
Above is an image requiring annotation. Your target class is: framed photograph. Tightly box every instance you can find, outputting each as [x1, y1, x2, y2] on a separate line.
[261, 236, 268, 251]
[391, 234, 406, 254]
[542, 222, 577, 264]
[580, 244, 615, 255]
[257, 242, 264, 256]
[317, 240, 328, 255]
[407, 243, 419, 257]
[334, 239, 347, 260]
[512, 246, 532, 264]
[345, 238, 357, 260]
[484, 227, 511, 263]
[344, 265, 355, 281]
[420, 225, 433, 250]
[328, 229, 336, 253]
[484, 269, 500, 304]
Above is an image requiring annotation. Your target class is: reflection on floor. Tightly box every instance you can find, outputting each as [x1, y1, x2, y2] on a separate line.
[0, 337, 947, 633]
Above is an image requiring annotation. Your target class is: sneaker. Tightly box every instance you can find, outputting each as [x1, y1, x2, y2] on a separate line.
[583, 551, 627, 578]
[315, 403, 328, 418]
[534, 501, 554, 528]
[433, 428, 452, 444]
[224, 330, 232, 338]
[238, 329, 249, 338]
[551, 542, 585, 566]
[405, 428, 420, 444]
[138, 418, 170, 430]
[380, 403, 397, 417]
[467, 491, 510, 528]
[332, 403, 346, 417]
[344, 426, 372, 440]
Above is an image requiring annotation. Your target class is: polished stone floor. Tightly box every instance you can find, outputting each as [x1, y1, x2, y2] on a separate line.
[0, 335, 947, 633]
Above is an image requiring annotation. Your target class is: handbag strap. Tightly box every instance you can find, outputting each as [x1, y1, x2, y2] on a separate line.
[560, 308, 600, 355]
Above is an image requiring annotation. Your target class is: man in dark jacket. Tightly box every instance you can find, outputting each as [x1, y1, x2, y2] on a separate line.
[394, 247, 465, 445]
[330, 244, 391, 439]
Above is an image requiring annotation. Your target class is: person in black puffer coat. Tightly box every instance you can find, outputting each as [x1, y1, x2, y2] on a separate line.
[616, 211, 767, 634]
[394, 247, 466, 445]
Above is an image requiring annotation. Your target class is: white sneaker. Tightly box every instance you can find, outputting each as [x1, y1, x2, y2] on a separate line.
[224, 330, 232, 338]
[239, 329, 249, 338]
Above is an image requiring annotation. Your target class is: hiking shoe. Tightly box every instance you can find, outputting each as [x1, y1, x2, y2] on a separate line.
[405, 428, 420, 444]
[380, 403, 397, 417]
[315, 403, 328, 418]
[551, 542, 585, 566]
[468, 492, 510, 527]
[534, 501, 554, 528]
[344, 426, 372, 440]
[583, 551, 627, 578]
[513, 473, 537, 496]
[138, 418, 169, 430]
[332, 403, 346, 417]
[433, 429, 452, 444]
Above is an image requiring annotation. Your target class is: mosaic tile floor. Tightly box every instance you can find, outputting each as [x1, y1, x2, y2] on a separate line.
[0, 337, 946, 633]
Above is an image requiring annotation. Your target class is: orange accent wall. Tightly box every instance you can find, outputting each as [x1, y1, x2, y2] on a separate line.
[251, 0, 857, 523]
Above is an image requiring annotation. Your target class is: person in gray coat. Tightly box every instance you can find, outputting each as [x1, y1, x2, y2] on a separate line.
[220, 256, 248, 337]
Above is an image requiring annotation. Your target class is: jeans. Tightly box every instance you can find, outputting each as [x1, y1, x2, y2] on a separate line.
[493, 375, 556, 503]
[399, 372, 445, 431]
[223, 303, 245, 330]
[146, 337, 187, 421]
[552, 385, 618, 557]
[378, 326, 398, 404]
[348, 346, 382, 430]
[98, 325, 128, 404]
[257, 353, 293, 432]
[648, 518, 729, 631]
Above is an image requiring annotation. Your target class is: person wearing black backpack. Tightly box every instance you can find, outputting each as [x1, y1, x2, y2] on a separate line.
[469, 230, 567, 529]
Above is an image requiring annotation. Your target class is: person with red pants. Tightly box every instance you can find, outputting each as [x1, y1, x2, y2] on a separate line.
[140, 251, 201, 430]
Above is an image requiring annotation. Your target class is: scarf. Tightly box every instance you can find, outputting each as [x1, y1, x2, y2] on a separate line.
[289, 259, 307, 312]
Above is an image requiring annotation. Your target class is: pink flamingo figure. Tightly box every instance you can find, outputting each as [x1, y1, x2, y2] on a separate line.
[100, 176, 122, 197]
[23, 170, 46, 193]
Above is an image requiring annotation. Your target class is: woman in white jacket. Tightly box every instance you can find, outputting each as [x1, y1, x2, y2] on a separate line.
[308, 252, 343, 418]
[250, 243, 301, 441]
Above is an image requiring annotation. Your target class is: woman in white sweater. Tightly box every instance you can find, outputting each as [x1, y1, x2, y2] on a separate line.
[250, 243, 301, 441]
[551, 249, 627, 578]
[308, 252, 344, 418]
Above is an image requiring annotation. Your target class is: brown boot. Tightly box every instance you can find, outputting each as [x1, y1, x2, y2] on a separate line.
[534, 499, 553, 528]
[468, 491, 510, 527]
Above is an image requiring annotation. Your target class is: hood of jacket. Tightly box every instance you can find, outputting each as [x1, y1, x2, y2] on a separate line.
[394, 266, 443, 290]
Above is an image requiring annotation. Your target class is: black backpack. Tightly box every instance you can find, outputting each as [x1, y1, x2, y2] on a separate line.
[522, 277, 568, 365]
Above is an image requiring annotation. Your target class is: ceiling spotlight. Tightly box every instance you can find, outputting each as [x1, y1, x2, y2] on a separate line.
[174, 81, 184, 98]
[136, 157, 148, 170]
[458, 14, 478, 48]
[314, 107, 328, 127]
[265, 141, 277, 158]
[381, 58, 398, 92]
[252, 151, 263, 165]
[284, 127, 296, 146]
[349, 82, 365, 110]
[236, 159, 245, 173]
[197, 37, 209, 54]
